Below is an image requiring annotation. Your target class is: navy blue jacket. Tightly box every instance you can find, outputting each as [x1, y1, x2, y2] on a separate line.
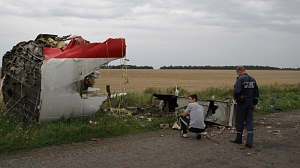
[234, 73, 259, 105]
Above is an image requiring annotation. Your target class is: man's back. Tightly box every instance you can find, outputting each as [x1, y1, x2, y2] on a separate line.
[185, 102, 206, 129]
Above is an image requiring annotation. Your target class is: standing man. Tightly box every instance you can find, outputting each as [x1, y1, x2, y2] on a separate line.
[231, 66, 259, 148]
[179, 94, 206, 139]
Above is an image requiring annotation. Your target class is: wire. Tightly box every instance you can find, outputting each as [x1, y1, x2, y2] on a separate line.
[117, 39, 128, 115]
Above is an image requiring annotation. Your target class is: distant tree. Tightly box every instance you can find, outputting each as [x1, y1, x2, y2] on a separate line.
[159, 65, 299, 70]
[100, 65, 154, 69]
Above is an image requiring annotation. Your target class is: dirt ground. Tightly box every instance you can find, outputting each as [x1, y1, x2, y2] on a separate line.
[0, 110, 299, 168]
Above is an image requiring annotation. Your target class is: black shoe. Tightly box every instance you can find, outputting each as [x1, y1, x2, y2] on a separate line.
[245, 144, 252, 148]
[229, 140, 242, 144]
[196, 133, 201, 139]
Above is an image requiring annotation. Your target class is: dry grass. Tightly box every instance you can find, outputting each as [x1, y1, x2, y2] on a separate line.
[95, 69, 300, 93]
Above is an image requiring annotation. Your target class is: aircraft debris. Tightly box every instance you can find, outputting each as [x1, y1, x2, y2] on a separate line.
[91, 138, 100, 142]
[268, 130, 281, 133]
[201, 131, 208, 135]
[205, 133, 219, 144]
[172, 122, 180, 130]
[152, 94, 236, 126]
[2, 34, 126, 122]
[160, 123, 170, 129]
[218, 126, 226, 135]
[89, 120, 99, 125]
[294, 121, 299, 129]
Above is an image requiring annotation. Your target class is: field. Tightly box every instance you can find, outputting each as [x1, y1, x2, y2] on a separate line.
[1, 69, 300, 157]
[95, 69, 300, 93]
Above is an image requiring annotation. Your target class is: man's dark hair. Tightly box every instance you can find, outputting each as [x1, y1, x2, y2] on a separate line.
[236, 66, 246, 72]
[189, 94, 198, 101]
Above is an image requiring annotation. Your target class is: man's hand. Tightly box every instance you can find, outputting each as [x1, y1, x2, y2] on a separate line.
[182, 111, 189, 117]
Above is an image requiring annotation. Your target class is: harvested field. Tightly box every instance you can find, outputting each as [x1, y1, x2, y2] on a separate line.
[95, 69, 300, 92]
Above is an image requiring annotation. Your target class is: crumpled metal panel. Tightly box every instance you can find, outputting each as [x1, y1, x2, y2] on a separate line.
[153, 94, 236, 126]
[1, 41, 43, 122]
[177, 97, 236, 126]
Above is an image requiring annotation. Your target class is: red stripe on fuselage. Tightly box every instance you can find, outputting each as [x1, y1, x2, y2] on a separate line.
[43, 38, 126, 60]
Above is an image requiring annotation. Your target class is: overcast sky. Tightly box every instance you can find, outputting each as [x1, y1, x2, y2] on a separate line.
[0, 0, 299, 69]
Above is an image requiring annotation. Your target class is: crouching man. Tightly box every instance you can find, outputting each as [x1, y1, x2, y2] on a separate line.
[179, 94, 206, 139]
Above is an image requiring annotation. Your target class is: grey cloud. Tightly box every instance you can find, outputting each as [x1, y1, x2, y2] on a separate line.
[0, 0, 300, 68]
[1, 0, 299, 33]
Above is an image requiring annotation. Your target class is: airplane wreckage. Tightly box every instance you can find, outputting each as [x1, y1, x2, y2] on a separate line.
[2, 34, 237, 126]
[2, 34, 126, 122]
[153, 94, 236, 127]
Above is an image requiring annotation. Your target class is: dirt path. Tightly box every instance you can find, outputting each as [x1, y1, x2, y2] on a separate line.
[1, 110, 299, 168]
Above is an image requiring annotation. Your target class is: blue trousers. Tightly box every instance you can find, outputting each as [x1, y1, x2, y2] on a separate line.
[235, 101, 253, 145]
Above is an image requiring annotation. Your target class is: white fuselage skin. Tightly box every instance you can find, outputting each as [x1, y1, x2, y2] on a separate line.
[39, 58, 117, 121]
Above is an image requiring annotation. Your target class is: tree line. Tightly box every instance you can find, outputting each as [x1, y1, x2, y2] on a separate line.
[160, 65, 300, 70]
[100, 65, 299, 70]
[101, 65, 154, 69]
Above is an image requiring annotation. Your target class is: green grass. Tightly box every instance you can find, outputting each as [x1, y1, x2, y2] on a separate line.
[0, 112, 174, 154]
[1, 83, 300, 154]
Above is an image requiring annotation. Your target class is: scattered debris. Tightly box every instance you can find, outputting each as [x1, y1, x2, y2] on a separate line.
[160, 123, 170, 129]
[268, 105, 282, 111]
[172, 122, 180, 130]
[294, 121, 299, 129]
[268, 130, 282, 135]
[205, 134, 219, 144]
[201, 131, 208, 135]
[218, 126, 226, 135]
[269, 105, 275, 109]
[89, 120, 99, 125]
[268, 130, 281, 133]
[91, 138, 100, 142]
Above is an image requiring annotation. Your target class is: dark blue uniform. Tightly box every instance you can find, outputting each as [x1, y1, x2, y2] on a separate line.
[233, 73, 259, 146]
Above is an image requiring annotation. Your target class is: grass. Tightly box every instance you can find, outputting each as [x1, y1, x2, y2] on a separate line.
[0, 111, 174, 154]
[1, 83, 300, 154]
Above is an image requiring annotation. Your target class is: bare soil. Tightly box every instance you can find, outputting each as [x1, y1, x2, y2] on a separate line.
[1, 110, 299, 168]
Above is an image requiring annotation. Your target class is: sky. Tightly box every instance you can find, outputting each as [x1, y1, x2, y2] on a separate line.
[0, 0, 300, 69]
